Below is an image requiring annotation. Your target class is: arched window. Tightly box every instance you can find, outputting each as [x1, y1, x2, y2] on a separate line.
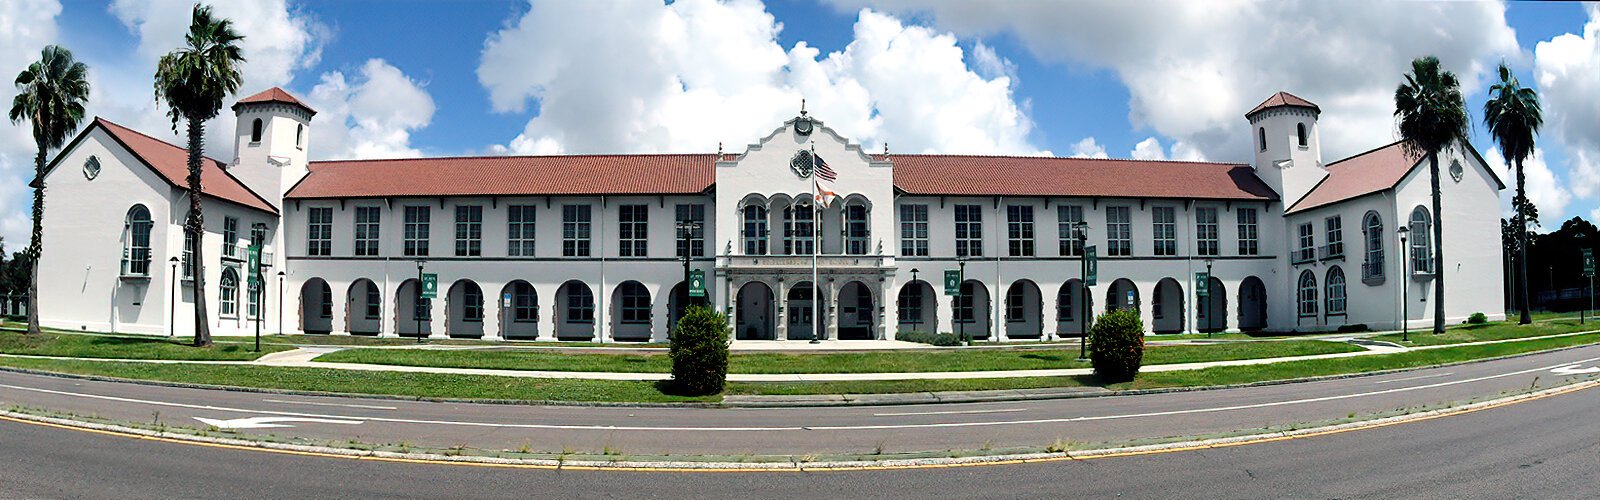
[1409, 207, 1433, 274]
[619, 282, 651, 324]
[1296, 123, 1308, 147]
[1258, 127, 1267, 151]
[220, 268, 239, 318]
[1326, 267, 1347, 315]
[844, 202, 870, 255]
[250, 118, 263, 143]
[566, 285, 594, 323]
[742, 205, 768, 255]
[462, 283, 483, 323]
[512, 282, 538, 323]
[1362, 211, 1384, 280]
[296, 123, 305, 148]
[783, 202, 815, 255]
[247, 275, 261, 319]
[1297, 270, 1318, 317]
[122, 205, 153, 276]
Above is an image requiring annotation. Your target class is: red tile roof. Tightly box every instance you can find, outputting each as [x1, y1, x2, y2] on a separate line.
[1285, 141, 1420, 214]
[287, 153, 1278, 202]
[1246, 91, 1319, 117]
[889, 155, 1279, 201]
[95, 118, 280, 214]
[287, 154, 721, 199]
[231, 87, 315, 115]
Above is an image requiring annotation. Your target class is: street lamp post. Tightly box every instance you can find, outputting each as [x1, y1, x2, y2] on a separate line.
[1076, 221, 1090, 361]
[1578, 234, 1590, 325]
[1204, 257, 1214, 339]
[277, 271, 285, 335]
[1398, 226, 1410, 343]
[416, 259, 426, 344]
[958, 258, 969, 347]
[168, 257, 179, 338]
[675, 220, 704, 335]
[909, 268, 920, 333]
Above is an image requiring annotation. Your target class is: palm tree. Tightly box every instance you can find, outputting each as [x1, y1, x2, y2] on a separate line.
[153, 3, 246, 347]
[9, 45, 89, 336]
[1483, 61, 1542, 326]
[1395, 55, 1469, 335]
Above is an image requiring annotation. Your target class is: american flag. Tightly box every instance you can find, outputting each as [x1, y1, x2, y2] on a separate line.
[813, 153, 837, 181]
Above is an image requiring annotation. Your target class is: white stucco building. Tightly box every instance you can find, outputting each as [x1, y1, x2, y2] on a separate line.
[35, 88, 1505, 341]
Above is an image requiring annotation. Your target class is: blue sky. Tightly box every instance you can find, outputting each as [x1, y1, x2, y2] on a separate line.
[2, 1, 1596, 246]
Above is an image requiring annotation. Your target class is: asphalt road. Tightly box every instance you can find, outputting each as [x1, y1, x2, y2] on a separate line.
[2, 378, 1596, 499]
[3, 343, 1600, 458]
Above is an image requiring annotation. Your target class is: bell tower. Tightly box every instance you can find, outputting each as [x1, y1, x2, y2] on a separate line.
[1246, 91, 1325, 209]
[229, 87, 315, 208]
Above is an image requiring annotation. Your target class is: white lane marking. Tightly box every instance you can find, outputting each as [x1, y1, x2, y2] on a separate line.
[1374, 372, 1453, 385]
[1551, 364, 1600, 375]
[262, 398, 398, 410]
[3, 354, 1598, 433]
[194, 416, 364, 429]
[873, 408, 1028, 417]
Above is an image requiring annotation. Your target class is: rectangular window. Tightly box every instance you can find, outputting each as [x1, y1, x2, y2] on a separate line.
[621, 290, 650, 324]
[899, 204, 929, 257]
[1007, 205, 1035, 257]
[403, 206, 430, 257]
[845, 204, 870, 255]
[1058, 285, 1074, 322]
[955, 284, 976, 323]
[955, 204, 984, 257]
[306, 207, 332, 257]
[1152, 206, 1176, 256]
[1237, 208, 1259, 256]
[783, 205, 815, 255]
[365, 283, 381, 320]
[463, 286, 483, 322]
[898, 285, 923, 323]
[507, 205, 537, 257]
[180, 231, 193, 279]
[1296, 223, 1315, 263]
[223, 216, 238, 257]
[250, 223, 267, 249]
[1106, 206, 1132, 256]
[1058, 205, 1084, 257]
[1324, 215, 1343, 258]
[618, 204, 649, 257]
[675, 204, 705, 258]
[562, 204, 591, 257]
[1006, 286, 1026, 322]
[742, 206, 768, 255]
[567, 291, 594, 322]
[1196, 207, 1219, 257]
[354, 207, 381, 257]
[414, 297, 431, 322]
[247, 280, 260, 319]
[513, 284, 538, 322]
[220, 274, 237, 318]
[454, 205, 483, 257]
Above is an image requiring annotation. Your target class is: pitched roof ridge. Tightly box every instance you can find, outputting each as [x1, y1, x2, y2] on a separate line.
[308, 152, 719, 165]
[891, 152, 1246, 167]
[96, 117, 226, 166]
[1325, 139, 1412, 168]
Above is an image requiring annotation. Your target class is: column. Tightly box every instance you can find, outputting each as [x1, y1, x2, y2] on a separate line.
[483, 286, 503, 341]
[774, 279, 789, 340]
[1224, 279, 1242, 333]
[1041, 282, 1059, 339]
[427, 290, 446, 339]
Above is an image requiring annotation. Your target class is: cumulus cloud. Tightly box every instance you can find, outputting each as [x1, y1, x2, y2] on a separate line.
[831, 0, 1519, 163]
[304, 59, 436, 160]
[0, 0, 64, 249]
[1068, 137, 1108, 158]
[1535, 4, 1600, 201]
[1485, 146, 1569, 229]
[478, 1, 1041, 156]
[1128, 136, 1206, 162]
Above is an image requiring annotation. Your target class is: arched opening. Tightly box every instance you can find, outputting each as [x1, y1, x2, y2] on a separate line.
[1198, 277, 1227, 333]
[122, 205, 153, 277]
[742, 205, 769, 255]
[1296, 123, 1308, 147]
[220, 268, 239, 320]
[1363, 211, 1384, 281]
[499, 280, 539, 340]
[786, 281, 822, 340]
[1005, 280, 1043, 339]
[554, 280, 596, 340]
[610, 281, 652, 341]
[736, 282, 775, 340]
[1326, 266, 1347, 317]
[296, 123, 305, 148]
[1056, 279, 1092, 337]
[1152, 278, 1184, 334]
[956, 280, 991, 340]
[896, 280, 939, 335]
[837, 281, 875, 340]
[1409, 206, 1434, 274]
[447, 280, 485, 338]
[346, 278, 381, 335]
[1106, 278, 1140, 314]
[298, 278, 333, 334]
[1258, 127, 1267, 152]
[1238, 276, 1268, 331]
[1297, 270, 1318, 321]
[666, 281, 690, 338]
[843, 200, 870, 255]
[395, 278, 431, 338]
[250, 118, 263, 142]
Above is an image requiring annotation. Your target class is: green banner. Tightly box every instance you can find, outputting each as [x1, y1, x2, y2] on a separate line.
[1196, 271, 1210, 296]
[1584, 248, 1595, 276]
[688, 269, 707, 297]
[247, 244, 262, 284]
[1085, 245, 1098, 287]
[420, 273, 438, 299]
[944, 269, 961, 296]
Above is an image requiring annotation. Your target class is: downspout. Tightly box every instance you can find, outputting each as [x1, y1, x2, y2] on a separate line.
[599, 195, 607, 343]
[1186, 199, 1195, 334]
[995, 196, 1003, 342]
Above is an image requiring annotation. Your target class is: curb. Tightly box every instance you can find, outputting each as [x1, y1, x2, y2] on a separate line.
[3, 378, 1595, 471]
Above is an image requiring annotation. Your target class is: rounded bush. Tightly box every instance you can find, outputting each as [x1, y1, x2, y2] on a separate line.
[1467, 312, 1488, 324]
[1090, 308, 1145, 382]
[896, 331, 961, 347]
[669, 305, 731, 395]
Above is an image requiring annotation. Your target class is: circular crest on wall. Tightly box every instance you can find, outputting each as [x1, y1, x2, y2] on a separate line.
[790, 149, 814, 179]
[83, 155, 101, 180]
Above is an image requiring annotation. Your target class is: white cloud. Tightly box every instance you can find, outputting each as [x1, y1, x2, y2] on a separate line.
[1069, 137, 1108, 158]
[1535, 4, 1600, 201]
[304, 59, 436, 160]
[0, 0, 64, 250]
[1131, 137, 1165, 160]
[477, 1, 1041, 156]
[1485, 146, 1569, 228]
[832, 0, 1520, 163]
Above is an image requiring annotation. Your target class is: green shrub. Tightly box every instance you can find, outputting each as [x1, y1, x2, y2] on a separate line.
[1467, 312, 1488, 324]
[1335, 323, 1371, 333]
[668, 306, 730, 395]
[896, 331, 961, 346]
[1089, 308, 1144, 382]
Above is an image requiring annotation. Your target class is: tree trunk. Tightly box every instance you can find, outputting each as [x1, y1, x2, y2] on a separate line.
[25, 147, 44, 335]
[186, 116, 213, 347]
[1515, 158, 1532, 325]
[1430, 153, 1445, 334]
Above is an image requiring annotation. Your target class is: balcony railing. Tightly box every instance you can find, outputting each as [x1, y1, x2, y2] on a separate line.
[1362, 260, 1385, 284]
[223, 243, 274, 266]
[721, 254, 890, 270]
[1319, 243, 1344, 260]
[1292, 247, 1316, 264]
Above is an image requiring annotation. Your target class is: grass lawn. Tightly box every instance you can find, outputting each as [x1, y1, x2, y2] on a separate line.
[1369, 319, 1595, 347]
[0, 330, 288, 361]
[240, 334, 664, 349]
[314, 340, 1362, 374]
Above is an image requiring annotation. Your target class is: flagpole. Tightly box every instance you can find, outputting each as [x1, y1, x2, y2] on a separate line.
[810, 143, 822, 344]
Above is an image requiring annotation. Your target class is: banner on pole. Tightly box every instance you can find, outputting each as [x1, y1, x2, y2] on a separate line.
[420, 273, 438, 299]
[1085, 245, 1099, 287]
[944, 270, 961, 296]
